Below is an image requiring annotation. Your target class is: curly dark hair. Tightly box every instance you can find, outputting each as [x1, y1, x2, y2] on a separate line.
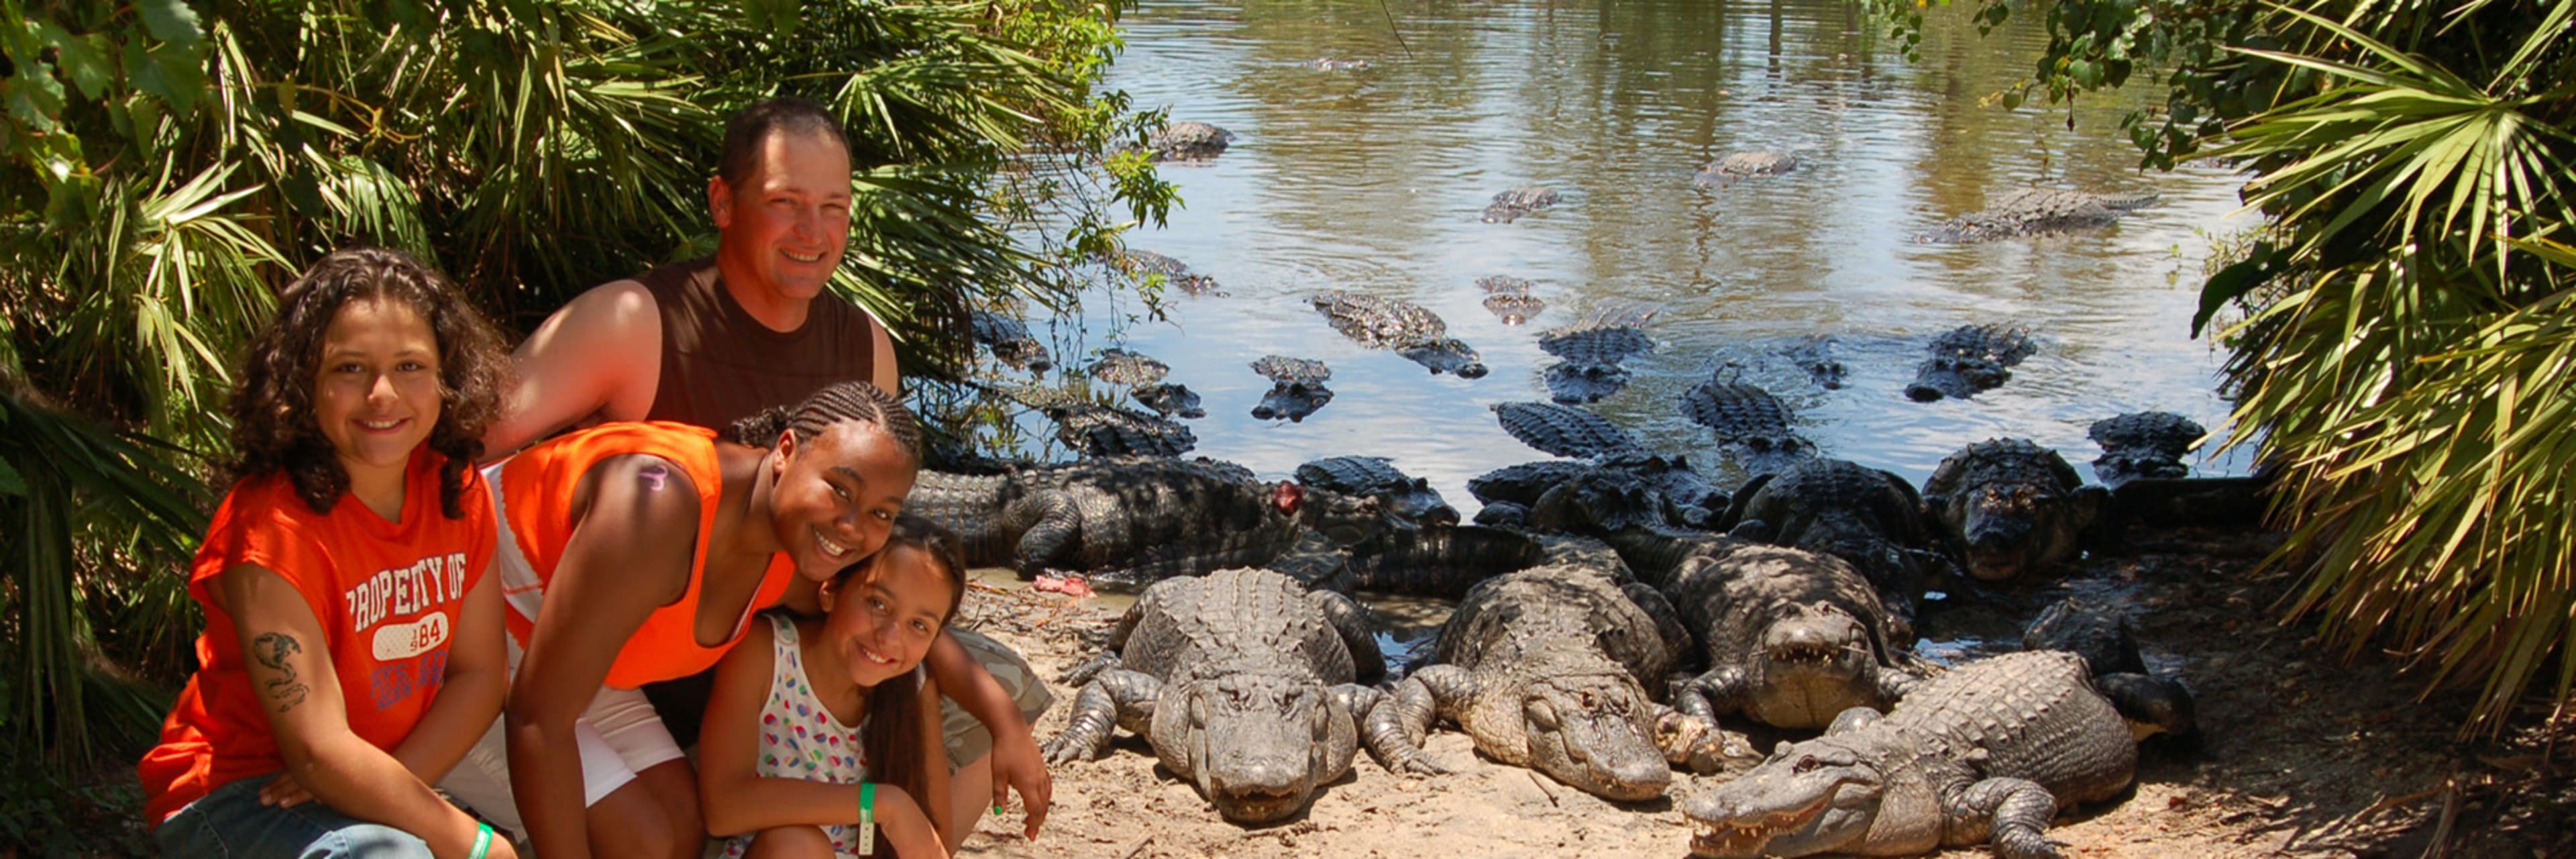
[229, 247, 512, 518]
[725, 380, 923, 466]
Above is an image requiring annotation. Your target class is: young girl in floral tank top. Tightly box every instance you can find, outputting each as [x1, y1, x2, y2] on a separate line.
[700, 515, 969, 858]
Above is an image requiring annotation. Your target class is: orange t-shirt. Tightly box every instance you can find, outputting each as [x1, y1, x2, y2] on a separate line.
[137, 448, 494, 825]
[490, 421, 794, 690]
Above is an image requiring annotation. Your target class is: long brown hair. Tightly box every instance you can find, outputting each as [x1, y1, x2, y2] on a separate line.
[835, 514, 967, 854]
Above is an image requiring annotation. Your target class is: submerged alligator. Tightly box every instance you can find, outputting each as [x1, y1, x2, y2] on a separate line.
[1913, 188, 2161, 244]
[1364, 562, 1755, 800]
[1040, 568, 1392, 823]
[1693, 151, 1800, 189]
[1087, 347, 1169, 387]
[1310, 291, 1489, 377]
[1130, 382, 1206, 419]
[903, 456, 1393, 583]
[1481, 186, 1560, 223]
[2088, 411, 2204, 488]
[1115, 249, 1222, 296]
[1477, 275, 1546, 325]
[1907, 323, 2037, 402]
[1296, 456, 1460, 527]
[1727, 458, 1955, 641]
[1679, 376, 1807, 460]
[1051, 401, 1197, 458]
[1538, 310, 1657, 404]
[1923, 439, 2105, 583]
[1250, 355, 1335, 422]
[1136, 120, 1236, 163]
[1301, 56, 1371, 71]
[969, 309, 1053, 372]
[1491, 401, 1646, 460]
[1684, 651, 2190, 859]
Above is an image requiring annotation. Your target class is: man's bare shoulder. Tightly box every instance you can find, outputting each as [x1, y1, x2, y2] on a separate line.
[560, 278, 660, 327]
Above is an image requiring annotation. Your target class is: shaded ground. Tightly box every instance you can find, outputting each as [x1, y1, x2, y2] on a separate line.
[951, 525, 2576, 859]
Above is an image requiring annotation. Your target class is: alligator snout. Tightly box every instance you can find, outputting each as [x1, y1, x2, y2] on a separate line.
[1904, 380, 1951, 402]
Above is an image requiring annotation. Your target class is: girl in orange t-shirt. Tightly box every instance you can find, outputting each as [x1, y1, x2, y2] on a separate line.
[137, 248, 519, 859]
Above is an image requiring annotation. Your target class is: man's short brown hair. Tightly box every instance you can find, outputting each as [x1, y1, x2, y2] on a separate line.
[717, 97, 853, 185]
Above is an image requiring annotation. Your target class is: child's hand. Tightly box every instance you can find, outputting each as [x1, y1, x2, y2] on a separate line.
[258, 773, 313, 807]
[874, 785, 949, 859]
[989, 727, 1053, 838]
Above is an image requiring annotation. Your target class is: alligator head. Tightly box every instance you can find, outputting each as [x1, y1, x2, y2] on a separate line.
[1274, 482, 1409, 546]
[1252, 381, 1334, 422]
[1516, 674, 1674, 801]
[1740, 601, 1890, 728]
[1683, 733, 1925, 858]
[1397, 337, 1490, 378]
[1150, 672, 1353, 824]
[1383, 476, 1462, 527]
[1904, 355, 2012, 402]
[1947, 482, 2092, 582]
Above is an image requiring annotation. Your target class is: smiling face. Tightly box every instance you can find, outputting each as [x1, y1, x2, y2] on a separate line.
[311, 297, 441, 501]
[710, 130, 853, 305]
[818, 543, 954, 688]
[767, 422, 919, 581]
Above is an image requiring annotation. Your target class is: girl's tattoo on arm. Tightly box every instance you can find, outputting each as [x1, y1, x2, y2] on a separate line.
[252, 632, 310, 712]
[638, 462, 670, 491]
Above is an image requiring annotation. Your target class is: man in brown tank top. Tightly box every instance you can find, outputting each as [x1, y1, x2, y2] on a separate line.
[482, 97, 1052, 849]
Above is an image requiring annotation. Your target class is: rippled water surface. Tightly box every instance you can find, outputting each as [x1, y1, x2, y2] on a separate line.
[1018, 0, 2255, 508]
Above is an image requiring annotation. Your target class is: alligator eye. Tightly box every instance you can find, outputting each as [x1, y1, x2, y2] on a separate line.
[1793, 756, 1820, 774]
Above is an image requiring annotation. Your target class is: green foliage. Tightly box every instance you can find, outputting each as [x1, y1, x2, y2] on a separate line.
[1878, 0, 2576, 730]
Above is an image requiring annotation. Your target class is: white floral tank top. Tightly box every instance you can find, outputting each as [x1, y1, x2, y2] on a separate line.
[721, 613, 873, 858]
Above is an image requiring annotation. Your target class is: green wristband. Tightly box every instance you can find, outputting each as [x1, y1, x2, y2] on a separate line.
[468, 821, 493, 859]
[857, 782, 876, 856]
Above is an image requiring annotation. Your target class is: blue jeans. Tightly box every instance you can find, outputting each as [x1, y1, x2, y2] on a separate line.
[156, 774, 435, 858]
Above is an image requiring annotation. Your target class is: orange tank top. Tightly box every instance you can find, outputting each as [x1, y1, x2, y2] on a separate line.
[489, 421, 794, 689]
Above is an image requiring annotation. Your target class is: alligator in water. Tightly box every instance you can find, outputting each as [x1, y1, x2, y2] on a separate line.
[1922, 439, 2106, 583]
[1087, 347, 1169, 387]
[1345, 524, 1548, 597]
[1481, 186, 1561, 223]
[1038, 568, 1395, 823]
[2088, 411, 2203, 488]
[1538, 309, 1658, 403]
[1051, 401, 1197, 458]
[1913, 188, 2161, 244]
[1492, 401, 1646, 459]
[1477, 275, 1546, 325]
[1466, 452, 1727, 532]
[1727, 458, 1956, 641]
[2023, 596, 2146, 677]
[1135, 120, 1236, 163]
[969, 309, 1053, 372]
[1679, 376, 1809, 464]
[1693, 151, 1800, 190]
[1684, 651, 2190, 859]
[1362, 562, 1757, 799]
[1250, 355, 1335, 422]
[1783, 336, 1847, 389]
[1301, 56, 1371, 71]
[1309, 291, 1490, 378]
[1295, 456, 1460, 527]
[902, 457, 1393, 583]
[1906, 323, 2037, 402]
[1115, 249, 1222, 296]
[1130, 382, 1205, 419]
[1529, 473, 1921, 731]
[1546, 362, 1633, 405]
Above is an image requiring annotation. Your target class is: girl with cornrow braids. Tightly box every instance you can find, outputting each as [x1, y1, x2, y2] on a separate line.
[435, 381, 922, 859]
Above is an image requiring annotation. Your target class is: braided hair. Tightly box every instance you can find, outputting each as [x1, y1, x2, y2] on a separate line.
[725, 380, 923, 466]
[229, 247, 511, 518]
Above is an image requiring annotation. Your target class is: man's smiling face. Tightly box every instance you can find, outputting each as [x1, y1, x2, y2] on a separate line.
[710, 130, 853, 304]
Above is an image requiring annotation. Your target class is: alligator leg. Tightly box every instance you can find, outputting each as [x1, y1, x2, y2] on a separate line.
[1650, 705, 1758, 774]
[1012, 489, 1085, 576]
[1941, 776, 2064, 859]
[1360, 667, 1472, 776]
[1310, 590, 1387, 684]
[1038, 668, 1162, 764]
[1057, 602, 1148, 686]
[1672, 666, 1751, 723]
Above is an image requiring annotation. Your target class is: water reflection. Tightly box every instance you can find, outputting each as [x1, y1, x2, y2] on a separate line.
[1016, 0, 2254, 512]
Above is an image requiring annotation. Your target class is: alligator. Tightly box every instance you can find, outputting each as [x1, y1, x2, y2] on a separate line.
[1683, 651, 2186, 859]
[1114, 248, 1222, 296]
[1087, 347, 1170, 387]
[1481, 186, 1560, 223]
[1782, 336, 1847, 390]
[1491, 401, 1646, 459]
[1250, 355, 1335, 422]
[1727, 458, 1954, 642]
[1922, 439, 2106, 583]
[1049, 401, 1197, 458]
[1693, 151, 1801, 189]
[1466, 454, 1725, 531]
[1478, 276, 1546, 325]
[969, 309, 1053, 372]
[1138, 120, 1236, 163]
[1362, 562, 1758, 799]
[1914, 188, 2161, 244]
[1038, 568, 1393, 823]
[1345, 524, 1546, 597]
[2088, 411, 2203, 488]
[1130, 382, 1206, 419]
[1538, 310, 1658, 366]
[1309, 291, 1489, 378]
[1529, 473, 1921, 731]
[1906, 323, 2037, 403]
[1301, 56, 1372, 71]
[1295, 456, 1460, 527]
[2022, 596, 2145, 677]
[1546, 362, 1634, 405]
[902, 457, 1394, 581]
[1679, 376, 1807, 457]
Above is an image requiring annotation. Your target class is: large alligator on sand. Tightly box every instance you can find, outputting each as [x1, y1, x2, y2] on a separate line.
[2088, 411, 2203, 488]
[1295, 456, 1460, 527]
[1906, 323, 2037, 403]
[1363, 562, 1757, 799]
[1694, 151, 1800, 189]
[1481, 186, 1560, 223]
[1039, 568, 1392, 823]
[1684, 651, 2190, 859]
[1310, 291, 1489, 378]
[902, 457, 1393, 581]
[1529, 474, 1921, 731]
[1913, 188, 2160, 244]
[1727, 458, 1955, 641]
[1922, 439, 2105, 583]
[1250, 355, 1335, 422]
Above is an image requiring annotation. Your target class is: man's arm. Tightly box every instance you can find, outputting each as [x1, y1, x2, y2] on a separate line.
[866, 312, 899, 395]
[482, 280, 663, 460]
[923, 632, 1049, 838]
